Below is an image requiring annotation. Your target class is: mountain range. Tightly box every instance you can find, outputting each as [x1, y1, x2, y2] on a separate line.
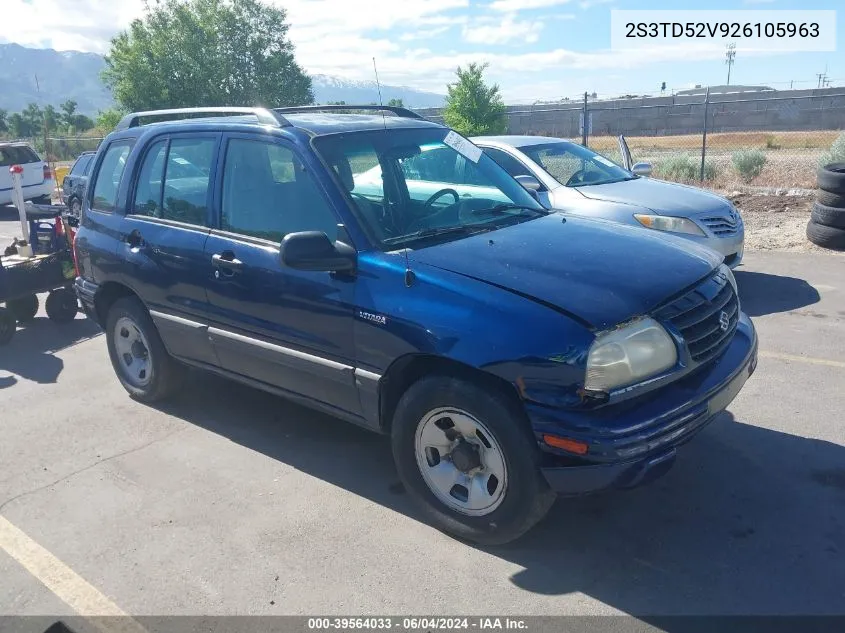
[0, 43, 445, 114]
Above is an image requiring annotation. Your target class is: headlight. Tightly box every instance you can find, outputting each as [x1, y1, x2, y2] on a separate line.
[585, 317, 678, 392]
[634, 214, 706, 236]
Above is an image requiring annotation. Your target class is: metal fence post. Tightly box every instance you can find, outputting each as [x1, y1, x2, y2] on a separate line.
[700, 86, 710, 182]
[582, 92, 588, 147]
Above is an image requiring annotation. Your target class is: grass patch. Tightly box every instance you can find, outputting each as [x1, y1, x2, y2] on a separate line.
[732, 149, 767, 182]
[655, 154, 718, 183]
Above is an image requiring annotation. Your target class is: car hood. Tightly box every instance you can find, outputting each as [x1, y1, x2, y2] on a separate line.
[407, 214, 721, 330]
[575, 177, 734, 215]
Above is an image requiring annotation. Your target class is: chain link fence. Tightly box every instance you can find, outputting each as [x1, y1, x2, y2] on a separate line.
[419, 86, 845, 191]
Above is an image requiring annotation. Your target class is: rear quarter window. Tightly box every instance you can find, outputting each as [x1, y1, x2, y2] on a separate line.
[71, 154, 93, 175]
[90, 142, 132, 213]
[0, 145, 41, 166]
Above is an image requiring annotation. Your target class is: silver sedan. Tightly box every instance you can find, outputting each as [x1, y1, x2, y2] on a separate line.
[472, 135, 745, 268]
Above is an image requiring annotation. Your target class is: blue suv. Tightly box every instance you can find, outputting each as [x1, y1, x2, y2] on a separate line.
[73, 106, 757, 544]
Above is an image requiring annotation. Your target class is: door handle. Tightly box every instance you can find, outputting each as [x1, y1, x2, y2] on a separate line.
[125, 229, 145, 248]
[211, 252, 243, 276]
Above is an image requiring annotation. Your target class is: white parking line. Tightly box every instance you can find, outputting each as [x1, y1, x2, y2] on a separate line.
[759, 350, 845, 369]
[0, 515, 148, 633]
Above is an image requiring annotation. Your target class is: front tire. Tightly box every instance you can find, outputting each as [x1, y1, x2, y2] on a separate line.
[391, 376, 554, 545]
[105, 296, 184, 402]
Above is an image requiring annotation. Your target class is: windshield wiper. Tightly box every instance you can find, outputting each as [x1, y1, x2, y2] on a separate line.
[470, 203, 549, 217]
[383, 225, 489, 246]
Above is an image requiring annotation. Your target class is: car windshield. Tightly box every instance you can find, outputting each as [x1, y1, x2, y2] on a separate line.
[521, 141, 635, 187]
[313, 128, 547, 249]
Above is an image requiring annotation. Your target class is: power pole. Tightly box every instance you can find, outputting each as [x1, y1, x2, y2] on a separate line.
[725, 43, 736, 85]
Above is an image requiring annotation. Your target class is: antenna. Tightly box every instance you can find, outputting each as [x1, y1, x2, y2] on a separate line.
[372, 57, 389, 131]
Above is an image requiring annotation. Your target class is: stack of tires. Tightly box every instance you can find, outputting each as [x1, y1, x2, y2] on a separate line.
[808, 163, 845, 250]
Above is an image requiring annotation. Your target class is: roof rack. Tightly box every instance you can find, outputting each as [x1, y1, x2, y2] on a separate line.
[115, 107, 292, 131]
[272, 104, 423, 120]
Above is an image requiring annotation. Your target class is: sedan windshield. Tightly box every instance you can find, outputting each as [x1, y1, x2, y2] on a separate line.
[521, 141, 635, 187]
[313, 128, 547, 249]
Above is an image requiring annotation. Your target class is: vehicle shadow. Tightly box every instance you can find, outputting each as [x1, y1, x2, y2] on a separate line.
[156, 373, 845, 618]
[735, 270, 820, 317]
[0, 315, 101, 387]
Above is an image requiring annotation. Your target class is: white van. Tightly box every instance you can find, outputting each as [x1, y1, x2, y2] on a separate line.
[0, 142, 56, 206]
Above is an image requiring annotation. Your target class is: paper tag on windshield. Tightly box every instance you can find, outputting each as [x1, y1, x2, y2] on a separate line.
[444, 130, 483, 164]
[594, 155, 617, 167]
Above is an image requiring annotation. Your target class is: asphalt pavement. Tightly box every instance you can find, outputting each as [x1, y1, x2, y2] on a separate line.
[1, 206, 844, 619]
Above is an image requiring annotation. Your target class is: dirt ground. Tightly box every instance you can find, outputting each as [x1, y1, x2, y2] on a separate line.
[721, 190, 842, 253]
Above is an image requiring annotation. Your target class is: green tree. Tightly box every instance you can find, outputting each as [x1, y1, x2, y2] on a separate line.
[442, 62, 506, 136]
[8, 113, 30, 138]
[0, 109, 7, 133]
[74, 114, 95, 132]
[95, 108, 126, 133]
[102, 0, 313, 111]
[387, 98, 404, 107]
[60, 100, 78, 129]
[43, 105, 60, 134]
[21, 103, 43, 138]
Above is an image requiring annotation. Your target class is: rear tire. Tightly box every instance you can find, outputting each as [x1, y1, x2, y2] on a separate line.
[811, 202, 845, 229]
[807, 220, 845, 250]
[45, 289, 78, 323]
[30, 195, 52, 205]
[391, 375, 554, 545]
[7, 294, 39, 323]
[105, 296, 184, 402]
[0, 307, 15, 346]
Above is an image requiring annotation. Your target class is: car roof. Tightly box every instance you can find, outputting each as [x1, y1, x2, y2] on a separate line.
[471, 135, 571, 148]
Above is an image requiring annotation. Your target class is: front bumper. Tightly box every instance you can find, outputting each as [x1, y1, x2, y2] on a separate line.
[530, 314, 757, 495]
[684, 229, 745, 268]
[74, 277, 101, 325]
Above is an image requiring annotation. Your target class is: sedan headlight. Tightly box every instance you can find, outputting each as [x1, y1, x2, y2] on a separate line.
[634, 214, 706, 236]
[585, 317, 678, 392]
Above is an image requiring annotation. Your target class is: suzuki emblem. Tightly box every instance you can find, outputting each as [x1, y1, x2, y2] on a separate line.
[719, 311, 730, 332]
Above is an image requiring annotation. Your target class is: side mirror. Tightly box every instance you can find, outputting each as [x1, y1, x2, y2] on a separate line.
[280, 231, 356, 273]
[515, 174, 542, 191]
[632, 162, 653, 177]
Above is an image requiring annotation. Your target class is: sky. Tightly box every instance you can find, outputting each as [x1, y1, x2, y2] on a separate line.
[1, 0, 842, 102]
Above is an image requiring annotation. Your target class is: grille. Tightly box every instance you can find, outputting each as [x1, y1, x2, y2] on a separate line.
[656, 270, 739, 364]
[699, 212, 739, 237]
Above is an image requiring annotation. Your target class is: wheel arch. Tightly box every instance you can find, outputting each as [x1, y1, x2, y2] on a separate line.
[377, 354, 526, 434]
[93, 281, 141, 326]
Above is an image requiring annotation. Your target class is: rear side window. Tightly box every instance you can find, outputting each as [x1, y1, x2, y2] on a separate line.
[483, 147, 532, 179]
[70, 154, 93, 175]
[0, 145, 41, 166]
[132, 141, 167, 217]
[131, 137, 215, 226]
[91, 142, 131, 212]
